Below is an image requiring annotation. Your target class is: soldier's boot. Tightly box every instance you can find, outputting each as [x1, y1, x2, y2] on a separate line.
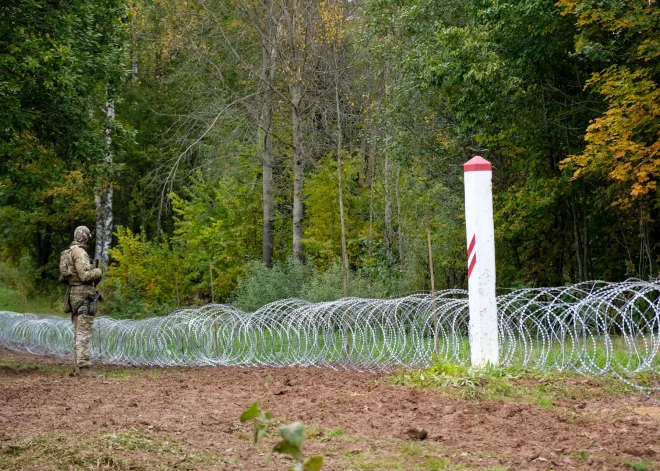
[78, 366, 102, 378]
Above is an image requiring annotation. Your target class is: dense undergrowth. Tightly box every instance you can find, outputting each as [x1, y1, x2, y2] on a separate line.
[102, 256, 420, 318]
[0, 258, 415, 318]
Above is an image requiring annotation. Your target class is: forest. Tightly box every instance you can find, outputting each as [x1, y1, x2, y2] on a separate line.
[1, 0, 659, 317]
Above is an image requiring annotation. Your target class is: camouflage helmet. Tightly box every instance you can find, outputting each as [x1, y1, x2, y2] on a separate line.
[73, 226, 92, 244]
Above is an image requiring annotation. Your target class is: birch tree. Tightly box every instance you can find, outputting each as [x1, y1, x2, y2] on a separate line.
[95, 99, 115, 266]
[275, 0, 320, 263]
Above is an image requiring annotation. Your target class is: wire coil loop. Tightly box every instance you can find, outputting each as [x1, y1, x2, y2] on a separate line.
[1, 280, 658, 389]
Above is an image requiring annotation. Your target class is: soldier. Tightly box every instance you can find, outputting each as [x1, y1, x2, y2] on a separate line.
[62, 226, 103, 377]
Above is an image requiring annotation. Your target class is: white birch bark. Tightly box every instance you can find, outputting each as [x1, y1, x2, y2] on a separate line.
[291, 84, 304, 263]
[94, 99, 114, 266]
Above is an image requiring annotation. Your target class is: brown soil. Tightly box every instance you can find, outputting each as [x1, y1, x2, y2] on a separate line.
[1, 348, 659, 470]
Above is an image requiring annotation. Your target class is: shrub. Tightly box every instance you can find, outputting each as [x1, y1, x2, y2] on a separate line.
[103, 227, 183, 318]
[232, 259, 312, 312]
[233, 258, 411, 312]
[302, 262, 389, 301]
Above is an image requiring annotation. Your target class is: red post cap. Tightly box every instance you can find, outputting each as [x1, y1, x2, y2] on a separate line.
[464, 156, 492, 172]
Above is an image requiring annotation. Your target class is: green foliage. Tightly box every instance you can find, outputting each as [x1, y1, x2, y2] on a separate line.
[103, 227, 180, 318]
[239, 402, 323, 471]
[625, 460, 651, 471]
[362, 0, 660, 284]
[390, 358, 526, 400]
[302, 263, 388, 301]
[232, 258, 416, 311]
[0, 160, 98, 287]
[390, 356, 646, 403]
[558, 0, 660, 206]
[0, 256, 36, 310]
[232, 259, 312, 312]
[170, 170, 261, 301]
[0, 0, 128, 154]
[104, 171, 262, 316]
[572, 451, 589, 461]
[0, 0, 128, 296]
[0, 257, 63, 314]
[0, 280, 61, 315]
[304, 154, 369, 270]
[3, 0, 660, 313]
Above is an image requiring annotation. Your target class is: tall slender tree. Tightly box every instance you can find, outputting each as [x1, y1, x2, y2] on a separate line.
[95, 99, 115, 266]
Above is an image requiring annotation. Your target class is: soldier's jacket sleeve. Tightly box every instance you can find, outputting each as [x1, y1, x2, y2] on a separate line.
[71, 247, 102, 283]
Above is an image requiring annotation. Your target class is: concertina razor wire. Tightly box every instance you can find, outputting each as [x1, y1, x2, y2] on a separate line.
[0, 279, 659, 388]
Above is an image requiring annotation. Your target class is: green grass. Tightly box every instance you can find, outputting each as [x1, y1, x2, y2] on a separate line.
[122, 328, 660, 377]
[0, 281, 63, 315]
[0, 358, 152, 379]
[572, 450, 590, 460]
[101, 427, 181, 453]
[327, 428, 345, 439]
[345, 451, 470, 471]
[389, 357, 654, 403]
[625, 460, 652, 471]
[0, 429, 232, 471]
[425, 457, 452, 470]
[401, 443, 425, 457]
[0, 433, 144, 471]
[0, 360, 71, 375]
[308, 426, 345, 443]
[536, 395, 553, 408]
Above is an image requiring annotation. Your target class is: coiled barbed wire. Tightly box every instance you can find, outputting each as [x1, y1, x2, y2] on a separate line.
[0, 280, 658, 383]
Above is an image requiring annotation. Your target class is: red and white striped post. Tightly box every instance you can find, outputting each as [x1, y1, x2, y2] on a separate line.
[464, 156, 499, 367]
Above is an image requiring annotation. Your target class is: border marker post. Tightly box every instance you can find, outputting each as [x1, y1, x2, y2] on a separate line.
[463, 156, 499, 367]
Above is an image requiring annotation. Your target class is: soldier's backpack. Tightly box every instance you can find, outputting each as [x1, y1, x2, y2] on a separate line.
[59, 247, 76, 283]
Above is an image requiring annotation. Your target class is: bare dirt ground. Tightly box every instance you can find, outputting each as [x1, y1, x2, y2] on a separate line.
[1, 348, 659, 471]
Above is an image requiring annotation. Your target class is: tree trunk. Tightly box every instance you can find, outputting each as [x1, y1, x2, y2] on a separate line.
[94, 188, 113, 266]
[639, 206, 653, 278]
[174, 271, 180, 308]
[132, 53, 138, 82]
[366, 127, 376, 191]
[337, 147, 348, 298]
[384, 151, 393, 263]
[291, 84, 304, 263]
[209, 261, 215, 303]
[358, 130, 367, 188]
[261, 18, 276, 267]
[395, 164, 404, 267]
[426, 211, 438, 355]
[570, 192, 584, 281]
[335, 63, 348, 298]
[368, 130, 376, 241]
[582, 205, 590, 279]
[95, 99, 114, 266]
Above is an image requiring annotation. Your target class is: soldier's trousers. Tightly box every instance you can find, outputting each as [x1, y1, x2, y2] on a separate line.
[70, 289, 95, 368]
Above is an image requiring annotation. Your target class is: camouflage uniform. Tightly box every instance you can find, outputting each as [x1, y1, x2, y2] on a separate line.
[66, 226, 102, 372]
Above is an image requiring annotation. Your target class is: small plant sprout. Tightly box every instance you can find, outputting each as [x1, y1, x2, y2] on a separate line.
[240, 402, 323, 471]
